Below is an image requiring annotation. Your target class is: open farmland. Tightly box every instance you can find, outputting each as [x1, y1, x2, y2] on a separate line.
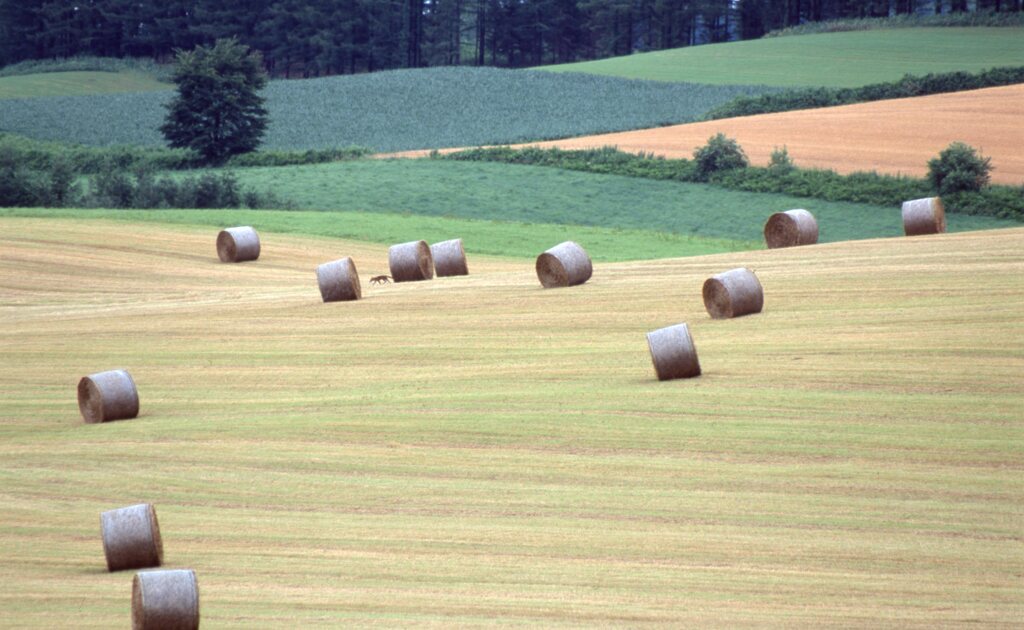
[0, 71, 168, 99]
[541, 27, 1024, 87]
[454, 84, 1024, 186]
[1, 217, 1022, 626]
[0, 67, 772, 152]
[217, 160, 1012, 243]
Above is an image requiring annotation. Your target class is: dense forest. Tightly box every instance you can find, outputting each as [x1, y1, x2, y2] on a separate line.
[1, 1, 1020, 76]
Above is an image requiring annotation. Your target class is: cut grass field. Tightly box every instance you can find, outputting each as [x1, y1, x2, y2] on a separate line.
[0, 67, 771, 151]
[541, 27, 1024, 87]
[1, 218, 1021, 626]
[438, 84, 1024, 185]
[221, 159, 1012, 242]
[0, 71, 168, 99]
[0, 207, 751, 262]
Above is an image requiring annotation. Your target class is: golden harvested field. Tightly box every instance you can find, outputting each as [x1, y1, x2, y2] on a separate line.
[1, 218, 1023, 627]
[398, 85, 1024, 185]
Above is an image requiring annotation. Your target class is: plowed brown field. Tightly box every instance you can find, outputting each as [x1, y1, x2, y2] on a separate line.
[395, 85, 1024, 184]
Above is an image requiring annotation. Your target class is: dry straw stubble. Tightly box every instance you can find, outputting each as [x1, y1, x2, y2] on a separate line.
[132, 569, 200, 630]
[646, 323, 702, 381]
[902, 197, 946, 236]
[431, 238, 469, 277]
[77, 369, 139, 423]
[764, 209, 819, 249]
[703, 267, 764, 319]
[389, 240, 434, 282]
[216, 226, 261, 263]
[316, 257, 362, 302]
[101, 503, 163, 572]
[535, 241, 593, 288]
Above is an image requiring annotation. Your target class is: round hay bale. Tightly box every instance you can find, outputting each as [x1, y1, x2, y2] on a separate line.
[132, 569, 199, 630]
[430, 239, 469, 277]
[535, 241, 592, 288]
[216, 226, 260, 263]
[101, 503, 163, 572]
[646, 323, 701, 381]
[902, 197, 946, 236]
[764, 209, 819, 249]
[702, 267, 764, 319]
[388, 240, 434, 282]
[316, 257, 361, 302]
[78, 369, 139, 424]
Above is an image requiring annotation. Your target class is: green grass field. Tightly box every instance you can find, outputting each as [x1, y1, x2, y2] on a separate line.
[223, 160, 1012, 243]
[0, 71, 169, 99]
[1, 217, 1021, 626]
[0, 67, 771, 151]
[541, 28, 1024, 87]
[0, 207, 751, 261]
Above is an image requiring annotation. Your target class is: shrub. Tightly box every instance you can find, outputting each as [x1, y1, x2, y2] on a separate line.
[693, 134, 748, 181]
[927, 142, 991, 195]
[768, 146, 795, 174]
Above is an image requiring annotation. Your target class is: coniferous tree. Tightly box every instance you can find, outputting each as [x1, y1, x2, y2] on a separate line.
[160, 38, 269, 164]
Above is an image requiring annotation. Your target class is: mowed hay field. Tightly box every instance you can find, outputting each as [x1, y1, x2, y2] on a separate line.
[1, 218, 1023, 626]
[468, 84, 1024, 185]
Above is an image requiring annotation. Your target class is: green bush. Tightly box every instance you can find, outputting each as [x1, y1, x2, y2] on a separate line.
[693, 134, 748, 181]
[927, 142, 992, 195]
[705, 66, 1024, 121]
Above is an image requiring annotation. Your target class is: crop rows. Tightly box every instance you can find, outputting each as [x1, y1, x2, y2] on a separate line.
[0, 67, 773, 152]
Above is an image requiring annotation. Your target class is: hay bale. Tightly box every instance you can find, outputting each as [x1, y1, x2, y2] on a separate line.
[902, 197, 946, 236]
[316, 257, 361, 302]
[78, 369, 139, 424]
[101, 503, 163, 572]
[535, 241, 592, 288]
[216, 226, 260, 263]
[430, 239, 469, 277]
[132, 569, 199, 630]
[764, 209, 818, 249]
[703, 267, 764, 319]
[646, 323, 701, 381]
[388, 240, 434, 282]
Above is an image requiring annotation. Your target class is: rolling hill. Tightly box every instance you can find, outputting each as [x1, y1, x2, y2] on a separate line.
[1, 217, 1021, 626]
[540, 27, 1024, 87]
[444, 84, 1024, 185]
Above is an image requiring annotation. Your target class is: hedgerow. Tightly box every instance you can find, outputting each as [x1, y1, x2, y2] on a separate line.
[705, 66, 1024, 120]
[441, 146, 1024, 221]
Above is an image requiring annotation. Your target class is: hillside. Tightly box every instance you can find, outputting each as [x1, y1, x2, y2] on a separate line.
[0, 71, 168, 99]
[540, 27, 1024, 87]
[421, 85, 1024, 186]
[1, 217, 1021, 626]
[0, 67, 772, 152]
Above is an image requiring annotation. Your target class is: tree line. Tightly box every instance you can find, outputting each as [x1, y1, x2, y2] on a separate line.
[1, 1, 1020, 77]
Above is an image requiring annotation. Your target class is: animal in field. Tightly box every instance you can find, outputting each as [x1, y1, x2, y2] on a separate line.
[369, 275, 392, 286]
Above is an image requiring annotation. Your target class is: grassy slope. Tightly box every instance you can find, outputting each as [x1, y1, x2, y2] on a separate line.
[0, 207, 750, 262]
[541, 28, 1024, 87]
[0, 71, 168, 99]
[224, 160, 1011, 242]
[1, 218, 1021, 626]
[0, 67, 771, 151]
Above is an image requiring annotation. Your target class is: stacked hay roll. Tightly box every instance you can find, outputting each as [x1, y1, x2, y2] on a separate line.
[901, 197, 946, 236]
[216, 226, 260, 262]
[78, 369, 139, 423]
[764, 209, 818, 249]
[101, 504, 163, 572]
[702, 268, 764, 319]
[388, 240, 434, 282]
[430, 239, 469, 277]
[646, 323, 701, 381]
[316, 257, 361, 302]
[132, 569, 199, 630]
[535, 241, 592, 288]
